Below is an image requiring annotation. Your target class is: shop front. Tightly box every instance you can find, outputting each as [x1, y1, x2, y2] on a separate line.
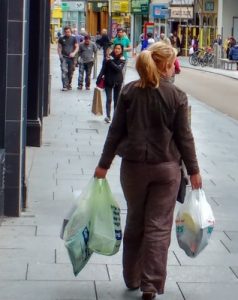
[150, 3, 169, 40]
[87, 1, 109, 36]
[131, 0, 149, 48]
[61, 1, 85, 32]
[111, 0, 130, 37]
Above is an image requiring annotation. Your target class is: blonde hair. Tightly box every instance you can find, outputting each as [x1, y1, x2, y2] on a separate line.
[136, 41, 177, 88]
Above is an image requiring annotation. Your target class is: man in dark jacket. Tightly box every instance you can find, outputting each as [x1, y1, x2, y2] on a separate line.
[96, 29, 112, 58]
[229, 42, 238, 70]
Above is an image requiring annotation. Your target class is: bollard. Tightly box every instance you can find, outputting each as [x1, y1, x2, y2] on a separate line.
[93, 53, 97, 79]
[213, 43, 222, 69]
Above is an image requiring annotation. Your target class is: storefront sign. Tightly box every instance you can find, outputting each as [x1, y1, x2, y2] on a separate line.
[170, 0, 194, 4]
[151, 4, 169, 19]
[131, 0, 149, 14]
[61, 1, 84, 11]
[92, 2, 108, 12]
[170, 6, 193, 19]
[205, 1, 214, 11]
[111, 1, 129, 13]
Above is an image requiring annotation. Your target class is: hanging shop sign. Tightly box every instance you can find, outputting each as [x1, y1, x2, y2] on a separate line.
[170, 0, 194, 4]
[61, 1, 84, 12]
[131, 0, 149, 14]
[111, 1, 130, 13]
[170, 6, 193, 19]
[205, 1, 214, 11]
[91, 2, 108, 12]
[151, 4, 169, 19]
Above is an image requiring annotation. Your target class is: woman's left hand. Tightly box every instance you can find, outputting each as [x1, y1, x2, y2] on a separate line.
[190, 173, 202, 190]
[94, 166, 107, 178]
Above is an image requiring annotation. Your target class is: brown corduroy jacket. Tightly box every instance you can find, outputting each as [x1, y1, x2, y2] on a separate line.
[98, 79, 200, 175]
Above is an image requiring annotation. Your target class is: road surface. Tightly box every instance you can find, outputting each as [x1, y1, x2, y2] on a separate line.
[175, 68, 238, 120]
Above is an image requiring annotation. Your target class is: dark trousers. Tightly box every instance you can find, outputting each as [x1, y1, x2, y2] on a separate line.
[60, 57, 75, 88]
[78, 62, 94, 88]
[120, 160, 181, 294]
[105, 84, 122, 118]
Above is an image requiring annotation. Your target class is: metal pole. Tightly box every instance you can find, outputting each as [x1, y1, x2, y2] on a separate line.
[93, 52, 97, 79]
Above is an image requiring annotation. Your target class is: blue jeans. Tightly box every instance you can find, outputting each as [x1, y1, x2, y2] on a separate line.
[105, 83, 122, 118]
[78, 62, 94, 88]
[60, 57, 75, 88]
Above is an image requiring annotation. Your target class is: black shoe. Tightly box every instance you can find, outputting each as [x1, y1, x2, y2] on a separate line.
[67, 84, 72, 90]
[142, 292, 156, 300]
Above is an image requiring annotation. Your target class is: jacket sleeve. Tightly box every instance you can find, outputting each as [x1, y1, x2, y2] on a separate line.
[108, 58, 125, 72]
[98, 93, 127, 169]
[173, 92, 200, 175]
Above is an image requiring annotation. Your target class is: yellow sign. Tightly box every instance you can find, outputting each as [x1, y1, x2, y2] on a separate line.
[111, 1, 129, 13]
[52, 7, 63, 19]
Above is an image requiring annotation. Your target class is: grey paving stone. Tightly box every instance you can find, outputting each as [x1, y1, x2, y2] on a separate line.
[96, 279, 183, 300]
[167, 265, 237, 282]
[225, 231, 238, 240]
[0, 281, 96, 300]
[27, 263, 109, 281]
[174, 251, 238, 266]
[0, 248, 55, 264]
[221, 240, 238, 253]
[0, 225, 36, 237]
[0, 262, 28, 280]
[178, 282, 238, 300]
[230, 266, 238, 278]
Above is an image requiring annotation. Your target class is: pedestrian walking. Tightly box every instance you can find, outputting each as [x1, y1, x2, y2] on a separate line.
[57, 26, 79, 91]
[77, 35, 97, 90]
[228, 41, 238, 70]
[94, 41, 202, 300]
[96, 29, 112, 58]
[141, 32, 155, 51]
[113, 28, 131, 78]
[96, 44, 125, 123]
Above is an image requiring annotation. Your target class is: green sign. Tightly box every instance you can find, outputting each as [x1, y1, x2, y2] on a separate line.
[131, 0, 148, 14]
[61, 3, 69, 11]
[141, 4, 148, 13]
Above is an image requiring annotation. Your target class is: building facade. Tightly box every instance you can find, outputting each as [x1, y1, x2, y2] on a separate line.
[0, 0, 50, 217]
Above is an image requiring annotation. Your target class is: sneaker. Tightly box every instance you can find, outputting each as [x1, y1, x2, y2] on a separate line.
[104, 117, 111, 123]
[77, 86, 82, 90]
[61, 87, 68, 91]
[86, 86, 90, 90]
[67, 84, 72, 90]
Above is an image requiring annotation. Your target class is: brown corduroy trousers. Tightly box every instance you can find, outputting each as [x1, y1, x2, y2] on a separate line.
[120, 159, 181, 294]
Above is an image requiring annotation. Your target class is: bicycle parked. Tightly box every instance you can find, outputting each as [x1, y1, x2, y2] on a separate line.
[189, 47, 215, 67]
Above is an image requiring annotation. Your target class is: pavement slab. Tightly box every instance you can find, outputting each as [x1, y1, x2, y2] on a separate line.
[1, 50, 238, 300]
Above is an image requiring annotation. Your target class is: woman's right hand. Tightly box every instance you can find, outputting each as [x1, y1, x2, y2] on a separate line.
[94, 166, 107, 179]
[190, 173, 202, 190]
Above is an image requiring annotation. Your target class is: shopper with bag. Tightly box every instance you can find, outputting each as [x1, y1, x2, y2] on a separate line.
[94, 42, 202, 300]
[96, 44, 125, 123]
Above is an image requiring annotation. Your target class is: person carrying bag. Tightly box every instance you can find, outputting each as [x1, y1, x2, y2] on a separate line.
[96, 44, 125, 123]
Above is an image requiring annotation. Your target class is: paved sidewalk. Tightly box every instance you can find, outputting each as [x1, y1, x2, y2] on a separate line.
[0, 50, 238, 300]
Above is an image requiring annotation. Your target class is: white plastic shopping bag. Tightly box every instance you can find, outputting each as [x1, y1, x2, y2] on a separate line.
[88, 178, 122, 256]
[63, 180, 96, 276]
[176, 189, 215, 257]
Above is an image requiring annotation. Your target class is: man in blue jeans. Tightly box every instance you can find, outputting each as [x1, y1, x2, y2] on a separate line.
[57, 26, 79, 91]
[77, 35, 97, 90]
